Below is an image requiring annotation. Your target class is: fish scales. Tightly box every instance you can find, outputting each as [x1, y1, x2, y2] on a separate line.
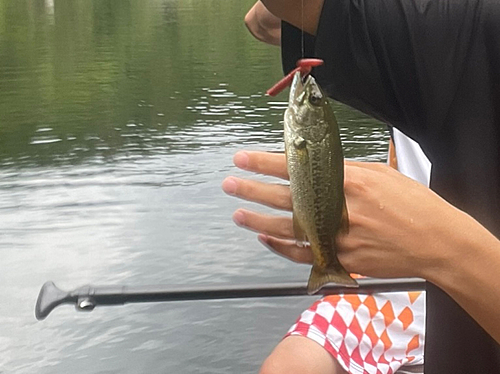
[284, 72, 358, 294]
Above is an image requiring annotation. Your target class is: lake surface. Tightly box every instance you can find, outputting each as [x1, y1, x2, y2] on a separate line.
[0, 1, 388, 372]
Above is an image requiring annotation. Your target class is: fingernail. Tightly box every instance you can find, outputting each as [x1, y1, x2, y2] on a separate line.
[232, 210, 245, 226]
[233, 151, 249, 169]
[222, 177, 238, 195]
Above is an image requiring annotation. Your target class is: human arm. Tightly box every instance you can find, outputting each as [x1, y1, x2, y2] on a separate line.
[259, 0, 323, 36]
[245, 1, 281, 46]
[222, 151, 500, 343]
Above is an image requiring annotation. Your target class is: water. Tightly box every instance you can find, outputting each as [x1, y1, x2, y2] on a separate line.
[0, 1, 388, 372]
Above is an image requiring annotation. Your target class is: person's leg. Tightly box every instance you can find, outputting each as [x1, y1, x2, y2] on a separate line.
[259, 336, 348, 374]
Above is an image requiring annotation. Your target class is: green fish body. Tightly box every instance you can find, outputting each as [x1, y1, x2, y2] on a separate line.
[284, 72, 358, 294]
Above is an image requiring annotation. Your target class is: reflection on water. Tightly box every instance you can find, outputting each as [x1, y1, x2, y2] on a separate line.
[0, 0, 388, 373]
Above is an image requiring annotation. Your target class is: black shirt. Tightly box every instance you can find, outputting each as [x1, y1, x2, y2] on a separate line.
[281, 0, 500, 372]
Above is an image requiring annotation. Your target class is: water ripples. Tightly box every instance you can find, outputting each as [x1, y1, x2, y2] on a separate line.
[7, 82, 388, 171]
[0, 0, 390, 372]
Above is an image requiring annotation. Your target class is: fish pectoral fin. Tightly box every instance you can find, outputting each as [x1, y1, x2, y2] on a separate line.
[307, 263, 358, 295]
[340, 198, 349, 234]
[293, 136, 307, 149]
[292, 212, 308, 244]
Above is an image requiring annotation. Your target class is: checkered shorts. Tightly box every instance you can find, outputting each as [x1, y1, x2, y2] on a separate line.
[285, 292, 425, 374]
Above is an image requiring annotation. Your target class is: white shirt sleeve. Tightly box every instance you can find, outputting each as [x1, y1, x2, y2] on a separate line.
[392, 127, 432, 187]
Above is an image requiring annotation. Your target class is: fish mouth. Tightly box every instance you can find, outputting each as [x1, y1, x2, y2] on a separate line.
[289, 72, 322, 106]
[289, 72, 307, 103]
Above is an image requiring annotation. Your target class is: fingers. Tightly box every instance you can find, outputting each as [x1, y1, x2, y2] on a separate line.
[222, 176, 292, 211]
[258, 234, 314, 264]
[345, 159, 384, 167]
[345, 159, 392, 172]
[233, 209, 294, 239]
[233, 151, 288, 180]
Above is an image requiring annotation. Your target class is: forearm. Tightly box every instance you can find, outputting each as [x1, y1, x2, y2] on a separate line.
[336, 162, 500, 343]
[245, 1, 281, 46]
[424, 210, 500, 343]
[260, 0, 323, 35]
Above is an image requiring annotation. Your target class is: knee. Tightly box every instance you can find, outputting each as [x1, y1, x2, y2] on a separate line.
[259, 353, 308, 374]
[258, 336, 339, 374]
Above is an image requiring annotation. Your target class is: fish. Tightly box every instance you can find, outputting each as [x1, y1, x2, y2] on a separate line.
[284, 71, 358, 294]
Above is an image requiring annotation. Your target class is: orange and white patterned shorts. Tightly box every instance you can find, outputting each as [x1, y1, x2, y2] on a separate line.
[285, 291, 425, 374]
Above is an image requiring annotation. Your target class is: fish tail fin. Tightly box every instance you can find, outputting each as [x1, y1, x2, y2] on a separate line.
[307, 264, 358, 295]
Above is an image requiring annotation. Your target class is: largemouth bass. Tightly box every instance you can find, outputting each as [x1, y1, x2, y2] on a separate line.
[284, 72, 358, 294]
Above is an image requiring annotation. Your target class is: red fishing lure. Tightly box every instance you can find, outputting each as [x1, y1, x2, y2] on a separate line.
[266, 58, 324, 96]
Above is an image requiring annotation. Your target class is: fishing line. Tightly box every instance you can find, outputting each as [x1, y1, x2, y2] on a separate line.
[301, 0, 305, 58]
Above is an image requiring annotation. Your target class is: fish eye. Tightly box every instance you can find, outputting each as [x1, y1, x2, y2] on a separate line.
[309, 92, 322, 106]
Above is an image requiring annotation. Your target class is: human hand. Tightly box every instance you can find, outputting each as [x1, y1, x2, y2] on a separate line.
[260, 0, 324, 35]
[222, 150, 314, 264]
[222, 150, 470, 281]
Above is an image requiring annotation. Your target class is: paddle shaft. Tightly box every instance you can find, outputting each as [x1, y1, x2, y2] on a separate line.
[35, 278, 426, 320]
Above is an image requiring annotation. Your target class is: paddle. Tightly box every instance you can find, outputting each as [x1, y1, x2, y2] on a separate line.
[35, 278, 426, 320]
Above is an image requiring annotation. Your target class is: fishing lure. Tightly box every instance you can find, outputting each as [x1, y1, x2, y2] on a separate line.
[266, 58, 324, 96]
